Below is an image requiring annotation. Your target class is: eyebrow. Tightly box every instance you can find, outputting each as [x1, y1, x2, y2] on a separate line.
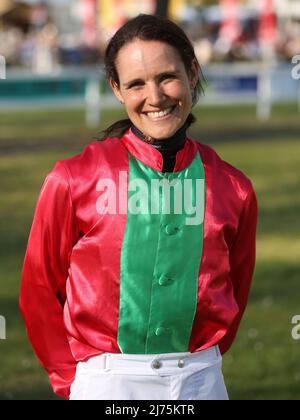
[123, 71, 179, 88]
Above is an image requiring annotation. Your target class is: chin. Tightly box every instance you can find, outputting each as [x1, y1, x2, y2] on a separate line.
[147, 126, 179, 140]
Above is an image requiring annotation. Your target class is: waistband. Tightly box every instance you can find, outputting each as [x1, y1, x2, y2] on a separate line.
[77, 346, 222, 377]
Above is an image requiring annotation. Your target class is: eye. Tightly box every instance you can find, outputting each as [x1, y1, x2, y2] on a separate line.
[128, 81, 144, 89]
[161, 74, 176, 82]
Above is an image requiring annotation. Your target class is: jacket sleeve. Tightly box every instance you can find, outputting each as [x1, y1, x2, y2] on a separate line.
[19, 161, 78, 400]
[219, 185, 258, 355]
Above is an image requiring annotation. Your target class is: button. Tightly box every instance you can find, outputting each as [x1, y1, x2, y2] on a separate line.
[158, 275, 173, 286]
[152, 360, 161, 370]
[178, 359, 185, 368]
[155, 327, 169, 336]
[168, 178, 180, 186]
[165, 224, 180, 236]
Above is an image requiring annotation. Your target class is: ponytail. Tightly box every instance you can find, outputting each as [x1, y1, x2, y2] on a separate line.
[96, 118, 132, 141]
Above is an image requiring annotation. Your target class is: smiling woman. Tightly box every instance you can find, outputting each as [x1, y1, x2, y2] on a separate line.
[20, 14, 258, 402]
[110, 39, 197, 141]
[99, 13, 204, 144]
[109, 38, 199, 140]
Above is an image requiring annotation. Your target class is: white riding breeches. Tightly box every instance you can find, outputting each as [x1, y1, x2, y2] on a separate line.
[70, 345, 229, 401]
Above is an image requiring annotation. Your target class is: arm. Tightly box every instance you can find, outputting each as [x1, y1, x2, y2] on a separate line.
[20, 162, 78, 399]
[219, 186, 258, 355]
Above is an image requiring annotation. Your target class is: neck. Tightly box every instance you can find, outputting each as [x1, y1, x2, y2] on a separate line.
[131, 123, 188, 173]
[131, 123, 187, 147]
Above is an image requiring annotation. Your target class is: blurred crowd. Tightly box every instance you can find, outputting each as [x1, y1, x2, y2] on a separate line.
[184, 8, 300, 64]
[0, 1, 299, 74]
[0, 3, 60, 72]
[0, 2, 100, 73]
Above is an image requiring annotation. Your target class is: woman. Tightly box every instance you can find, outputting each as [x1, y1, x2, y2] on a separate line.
[20, 14, 258, 401]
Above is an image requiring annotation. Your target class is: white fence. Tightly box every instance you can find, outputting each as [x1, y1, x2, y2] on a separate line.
[0, 315, 6, 340]
[0, 63, 299, 127]
[0, 54, 6, 80]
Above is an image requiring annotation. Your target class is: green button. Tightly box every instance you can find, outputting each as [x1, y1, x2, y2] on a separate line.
[158, 275, 173, 286]
[155, 327, 169, 336]
[168, 178, 180, 186]
[165, 225, 180, 236]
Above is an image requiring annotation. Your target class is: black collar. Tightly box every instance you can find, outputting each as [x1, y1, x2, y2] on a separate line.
[131, 122, 188, 173]
[131, 123, 187, 152]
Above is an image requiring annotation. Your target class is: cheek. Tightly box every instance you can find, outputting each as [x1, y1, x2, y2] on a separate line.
[123, 93, 144, 111]
[165, 81, 190, 101]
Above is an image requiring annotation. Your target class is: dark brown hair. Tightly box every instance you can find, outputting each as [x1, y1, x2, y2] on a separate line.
[98, 14, 205, 140]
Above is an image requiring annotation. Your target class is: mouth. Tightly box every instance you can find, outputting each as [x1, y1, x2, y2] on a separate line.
[144, 105, 177, 121]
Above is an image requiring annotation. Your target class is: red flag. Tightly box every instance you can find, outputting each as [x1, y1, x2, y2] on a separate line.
[219, 0, 241, 45]
[258, 0, 277, 44]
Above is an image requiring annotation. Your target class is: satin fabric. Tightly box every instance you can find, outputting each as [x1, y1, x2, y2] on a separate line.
[20, 128, 258, 399]
[118, 151, 205, 354]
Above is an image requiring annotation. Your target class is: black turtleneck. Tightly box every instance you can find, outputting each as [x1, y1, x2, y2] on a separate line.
[131, 123, 188, 173]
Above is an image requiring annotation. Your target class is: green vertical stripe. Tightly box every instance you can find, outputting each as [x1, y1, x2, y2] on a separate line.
[118, 152, 205, 354]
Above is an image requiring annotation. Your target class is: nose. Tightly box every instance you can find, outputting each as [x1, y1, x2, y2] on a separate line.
[147, 83, 166, 106]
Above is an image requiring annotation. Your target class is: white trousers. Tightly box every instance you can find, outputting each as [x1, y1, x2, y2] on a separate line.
[70, 346, 229, 400]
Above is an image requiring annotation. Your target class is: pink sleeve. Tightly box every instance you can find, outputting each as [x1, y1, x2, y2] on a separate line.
[19, 162, 78, 400]
[219, 186, 258, 355]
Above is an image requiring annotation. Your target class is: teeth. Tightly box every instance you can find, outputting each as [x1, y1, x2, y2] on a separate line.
[147, 107, 173, 118]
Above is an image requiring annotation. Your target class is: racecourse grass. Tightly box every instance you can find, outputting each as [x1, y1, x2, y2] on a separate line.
[0, 104, 299, 400]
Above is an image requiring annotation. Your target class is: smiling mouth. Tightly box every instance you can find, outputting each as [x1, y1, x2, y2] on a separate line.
[145, 105, 177, 120]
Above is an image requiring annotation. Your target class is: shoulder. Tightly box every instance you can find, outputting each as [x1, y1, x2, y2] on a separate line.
[193, 140, 255, 201]
[49, 138, 122, 181]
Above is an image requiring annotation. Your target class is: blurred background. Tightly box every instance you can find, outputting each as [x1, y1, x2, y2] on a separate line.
[0, 0, 299, 400]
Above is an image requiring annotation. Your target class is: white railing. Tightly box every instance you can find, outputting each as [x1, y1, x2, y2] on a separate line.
[0, 315, 6, 340]
[0, 63, 299, 127]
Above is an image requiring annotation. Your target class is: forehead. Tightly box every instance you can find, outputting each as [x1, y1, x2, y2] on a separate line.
[115, 39, 185, 81]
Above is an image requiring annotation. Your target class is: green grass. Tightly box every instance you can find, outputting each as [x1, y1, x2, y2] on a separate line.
[0, 104, 300, 400]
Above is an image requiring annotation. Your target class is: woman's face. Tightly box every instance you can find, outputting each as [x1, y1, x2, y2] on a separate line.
[110, 39, 199, 140]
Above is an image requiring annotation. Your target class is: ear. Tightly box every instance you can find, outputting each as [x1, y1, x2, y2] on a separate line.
[109, 79, 124, 104]
[189, 59, 200, 89]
